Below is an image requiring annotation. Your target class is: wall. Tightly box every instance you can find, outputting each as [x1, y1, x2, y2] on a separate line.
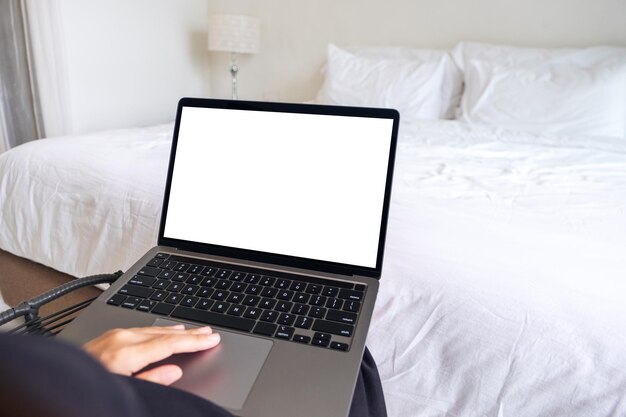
[32, 0, 210, 136]
[206, 0, 626, 103]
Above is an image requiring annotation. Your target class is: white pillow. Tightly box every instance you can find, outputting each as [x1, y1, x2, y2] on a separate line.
[453, 42, 626, 137]
[316, 44, 461, 121]
[460, 59, 626, 137]
[453, 41, 626, 72]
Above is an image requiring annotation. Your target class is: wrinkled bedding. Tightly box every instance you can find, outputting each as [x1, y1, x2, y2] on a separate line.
[1, 120, 625, 416]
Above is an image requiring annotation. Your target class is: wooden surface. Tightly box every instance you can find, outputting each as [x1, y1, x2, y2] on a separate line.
[0, 249, 101, 317]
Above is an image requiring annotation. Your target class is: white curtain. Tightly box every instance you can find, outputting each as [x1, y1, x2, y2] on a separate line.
[0, 0, 43, 152]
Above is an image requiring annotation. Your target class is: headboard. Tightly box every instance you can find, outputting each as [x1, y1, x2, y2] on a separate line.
[206, 0, 626, 102]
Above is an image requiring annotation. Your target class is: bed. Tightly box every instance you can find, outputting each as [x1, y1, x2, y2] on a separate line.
[1, 42, 625, 416]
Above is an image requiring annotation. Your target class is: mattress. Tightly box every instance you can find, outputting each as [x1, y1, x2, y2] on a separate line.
[1, 120, 625, 416]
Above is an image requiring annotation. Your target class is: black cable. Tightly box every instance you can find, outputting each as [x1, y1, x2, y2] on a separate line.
[0, 271, 123, 328]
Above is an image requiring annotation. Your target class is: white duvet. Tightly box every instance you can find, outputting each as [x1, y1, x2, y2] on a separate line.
[1, 120, 625, 416]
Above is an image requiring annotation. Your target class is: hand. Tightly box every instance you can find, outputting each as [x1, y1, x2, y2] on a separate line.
[83, 324, 220, 385]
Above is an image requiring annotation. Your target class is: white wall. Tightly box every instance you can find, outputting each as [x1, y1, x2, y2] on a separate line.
[34, 0, 210, 136]
[207, 0, 626, 103]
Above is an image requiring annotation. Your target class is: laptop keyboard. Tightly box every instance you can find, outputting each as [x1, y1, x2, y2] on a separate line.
[106, 253, 366, 352]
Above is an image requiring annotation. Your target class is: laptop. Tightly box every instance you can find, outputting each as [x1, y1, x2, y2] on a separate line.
[60, 97, 399, 417]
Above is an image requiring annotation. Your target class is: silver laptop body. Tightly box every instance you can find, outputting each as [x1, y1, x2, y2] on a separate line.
[60, 98, 399, 417]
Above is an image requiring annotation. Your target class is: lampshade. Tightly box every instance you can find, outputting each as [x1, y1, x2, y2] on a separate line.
[208, 14, 260, 54]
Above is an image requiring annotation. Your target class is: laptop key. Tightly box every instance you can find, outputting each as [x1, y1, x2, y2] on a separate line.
[260, 276, 275, 286]
[275, 325, 294, 340]
[343, 300, 361, 312]
[196, 287, 214, 298]
[171, 306, 255, 332]
[155, 252, 169, 259]
[227, 305, 245, 316]
[243, 307, 262, 320]
[215, 269, 232, 279]
[338, 289, 363, 302]
[186, 275, 203, 285]
[136, 299, 156, 312]
[293, 292, 310, 304]
[293, 334, 311, 344]
[160, 261, 177, 270]
[152, 302, 175, 316]
[253, 322, 277, 337]
[326, 298, 343, 310]
[276, 290, 294, 301]
[119, 284, 153, 299]
[243, 274, 261, 284]
[210, 301, 231, 314]
[165, 293, 183, 304]
[107, 294, 126, 306]
[305, 284, 322, 294]
[121, 297, 141, 309]
[211, 290, 229, 301]
[313, 332, 331, 341]
[215, 279, 232, 290]
[322, 286, 340, 297]
[242, 295, 260, 307]
[200, 277, 217, 287]
[326, 309, 357, 325]
[201, 267, 217, 277]
[146, 258, 163, 267]
[277, 313, 295, 326]
[309, 295, 327, 307]
[308, 307, 327, 318]
[312, 320, 354, 337]
[354, 284, 366, 292]
[274, 279, 290, 289]
[330, 342, 349, 351]
[182, 285, 199, 296]
[259, 298, 276, 310]
[137, 266, 160, 277]
[230, 272, 246, 281]
[294, 315, 313, 329]
[187, 264, 204, 275]
[260, 287, 278, 298]
[227, 293, 244, 304]
[151, 279, 169, 290]
[196, 299, 214, 310]
[290, 281, 306, 292]
[166, 282, 183, 293]
[244, 285, 261, 296]
[181, 296, 199, 308]
[150, 291, 168, 302]
[158, 270, 175, 279]
[174, 263, 190, 272]
[260, 310, 278, 323]
[172, 272, 189, 282]
[291, 303, 310, 316]
[312, 337, 330, 348]
[275, 301, 293, 312]
[230, 282, 247, 293]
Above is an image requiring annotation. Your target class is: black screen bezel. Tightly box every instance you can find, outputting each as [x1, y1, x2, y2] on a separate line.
[158, 97, 399, 279]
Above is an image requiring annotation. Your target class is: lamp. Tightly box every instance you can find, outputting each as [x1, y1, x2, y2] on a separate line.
[208, 14, 261, 100]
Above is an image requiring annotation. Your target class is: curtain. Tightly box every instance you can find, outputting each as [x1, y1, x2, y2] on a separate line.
[0, 0, 43, 151]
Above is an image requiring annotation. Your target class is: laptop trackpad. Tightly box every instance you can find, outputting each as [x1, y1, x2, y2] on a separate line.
[150, 318, 273, 410]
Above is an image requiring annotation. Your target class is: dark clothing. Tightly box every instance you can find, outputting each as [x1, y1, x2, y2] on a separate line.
[0, 333, 387, 417]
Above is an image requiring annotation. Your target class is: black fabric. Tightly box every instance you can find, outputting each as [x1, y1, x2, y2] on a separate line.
[0, 333, 386, 417]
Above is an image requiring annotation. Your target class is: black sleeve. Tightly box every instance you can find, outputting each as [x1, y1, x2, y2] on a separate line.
[0, 333, 232, 417]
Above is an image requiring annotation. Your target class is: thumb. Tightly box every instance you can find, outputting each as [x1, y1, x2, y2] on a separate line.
[134, 364, 183, 386]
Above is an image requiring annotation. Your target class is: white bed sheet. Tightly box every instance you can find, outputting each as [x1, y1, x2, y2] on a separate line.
[1, 120, 625, 416]
[0, 124, 172, 278]
[369, 121, 626, 417]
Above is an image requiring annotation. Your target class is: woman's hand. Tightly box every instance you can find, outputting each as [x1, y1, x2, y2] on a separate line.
[83, 324, 220, 386]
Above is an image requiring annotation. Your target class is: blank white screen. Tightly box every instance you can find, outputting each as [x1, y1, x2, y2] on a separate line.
[164, 106, 393, 268]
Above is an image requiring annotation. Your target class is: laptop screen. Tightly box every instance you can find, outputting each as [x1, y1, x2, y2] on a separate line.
[162, 102, 396, 270]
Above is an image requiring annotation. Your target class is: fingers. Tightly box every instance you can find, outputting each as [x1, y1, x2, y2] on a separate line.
[129, 325, 213, 335]
[134, 364, 183, 386]
[126, 332, 221, 374]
